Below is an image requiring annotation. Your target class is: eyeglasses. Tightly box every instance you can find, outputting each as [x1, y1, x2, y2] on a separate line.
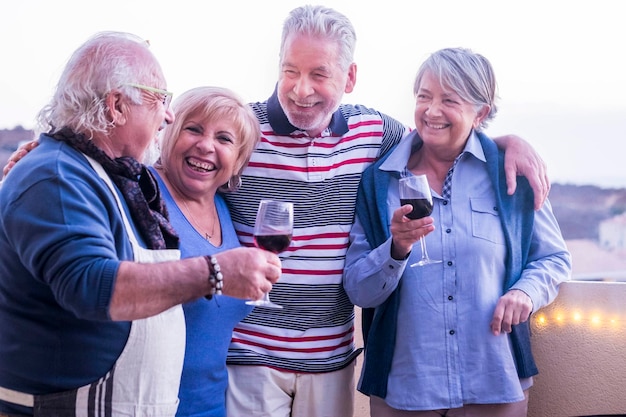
[125, 83, 173, 109]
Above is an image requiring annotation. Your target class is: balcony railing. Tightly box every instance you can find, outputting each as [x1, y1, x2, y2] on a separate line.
[571, 270, 626, 282]
[529, 279, 626, 416]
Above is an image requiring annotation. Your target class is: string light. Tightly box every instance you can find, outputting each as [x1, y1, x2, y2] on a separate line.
[531, 281, 626, 331]
[533, 310, 625, 329]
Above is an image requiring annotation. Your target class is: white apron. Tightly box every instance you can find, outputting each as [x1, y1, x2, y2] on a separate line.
[0, 156, 186, 416]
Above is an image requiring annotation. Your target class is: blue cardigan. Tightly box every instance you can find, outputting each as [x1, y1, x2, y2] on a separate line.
[355, 131, 537, 398]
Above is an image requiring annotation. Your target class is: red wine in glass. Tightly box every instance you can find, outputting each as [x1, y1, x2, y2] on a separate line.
[398, 175, 441, 267]
[246, 200, 294, 309]
[400, 198, 433, 220]
[254, 234, 292, 254]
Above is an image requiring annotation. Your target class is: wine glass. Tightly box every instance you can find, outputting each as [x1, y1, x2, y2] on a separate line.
[398, 174, 441, 267]
[246, 200, 293, 309]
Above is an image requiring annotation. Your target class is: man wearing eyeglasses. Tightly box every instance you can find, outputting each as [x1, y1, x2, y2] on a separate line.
[0, 31, 281, 417]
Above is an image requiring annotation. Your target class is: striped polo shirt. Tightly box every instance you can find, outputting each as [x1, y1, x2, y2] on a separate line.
[224, 90, 409, 373]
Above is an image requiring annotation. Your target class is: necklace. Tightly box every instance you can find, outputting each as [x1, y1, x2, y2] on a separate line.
[181, 199, 217, 241]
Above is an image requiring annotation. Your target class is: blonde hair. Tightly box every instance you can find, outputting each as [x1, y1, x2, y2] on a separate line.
[157, 86, 260, 192]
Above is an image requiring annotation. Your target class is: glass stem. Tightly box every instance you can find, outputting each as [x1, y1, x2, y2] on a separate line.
[419, 237, 430, 261]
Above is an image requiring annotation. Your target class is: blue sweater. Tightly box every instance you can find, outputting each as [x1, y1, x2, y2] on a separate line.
[355, 131, 537, 398]
[0, 135, 134, 414]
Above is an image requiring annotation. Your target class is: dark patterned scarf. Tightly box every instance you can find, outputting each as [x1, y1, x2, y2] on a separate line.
[51, 128, 179, 250]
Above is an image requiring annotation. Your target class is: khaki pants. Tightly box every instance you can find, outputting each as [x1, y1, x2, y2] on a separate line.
[226, 362, 356, 417]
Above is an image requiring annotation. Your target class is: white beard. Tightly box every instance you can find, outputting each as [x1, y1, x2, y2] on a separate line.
[142, 139, 161, 165]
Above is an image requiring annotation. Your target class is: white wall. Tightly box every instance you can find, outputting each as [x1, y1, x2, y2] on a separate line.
[529, 281, 626, 416]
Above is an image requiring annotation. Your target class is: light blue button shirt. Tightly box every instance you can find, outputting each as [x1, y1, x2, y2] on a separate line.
[344, 132, 571, 410]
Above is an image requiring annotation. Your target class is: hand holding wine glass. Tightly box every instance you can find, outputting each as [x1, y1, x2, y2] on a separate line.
[246, 200, 293, 309]
[398, 174, 441, 267]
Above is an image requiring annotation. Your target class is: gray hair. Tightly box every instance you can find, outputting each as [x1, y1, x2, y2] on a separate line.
[280, 5, 356, 71]
[413, 47, 498, 130]
[36, 31, 163, 137]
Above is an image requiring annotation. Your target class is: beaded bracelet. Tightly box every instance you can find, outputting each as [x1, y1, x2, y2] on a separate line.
[204, 255, 223, 300]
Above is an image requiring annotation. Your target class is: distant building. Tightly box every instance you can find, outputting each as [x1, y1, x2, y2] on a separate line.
[0, 127, 35, 180]
[0, 126, 34, 147]
[599, 212, 626, 253]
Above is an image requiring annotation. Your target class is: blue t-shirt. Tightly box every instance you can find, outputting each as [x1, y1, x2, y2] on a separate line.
[151, 168, 253, 417]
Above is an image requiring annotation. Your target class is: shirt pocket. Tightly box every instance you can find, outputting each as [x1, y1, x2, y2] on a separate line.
[470, 198, 505, 245]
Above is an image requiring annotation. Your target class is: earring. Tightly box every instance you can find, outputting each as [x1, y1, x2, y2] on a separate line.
[222, 175, 242, 192]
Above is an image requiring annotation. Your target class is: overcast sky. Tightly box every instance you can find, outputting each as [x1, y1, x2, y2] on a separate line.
[1, 0, 624, 188]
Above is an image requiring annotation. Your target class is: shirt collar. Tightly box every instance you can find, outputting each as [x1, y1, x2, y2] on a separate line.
[266, 85, 349, 137]
[379, 130, 421, 175]
[380, 129, 486, 175]
[464, 130, 486, 162]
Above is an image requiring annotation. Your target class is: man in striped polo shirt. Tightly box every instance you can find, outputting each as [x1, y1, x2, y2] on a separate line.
[224, 5, 550, 417]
